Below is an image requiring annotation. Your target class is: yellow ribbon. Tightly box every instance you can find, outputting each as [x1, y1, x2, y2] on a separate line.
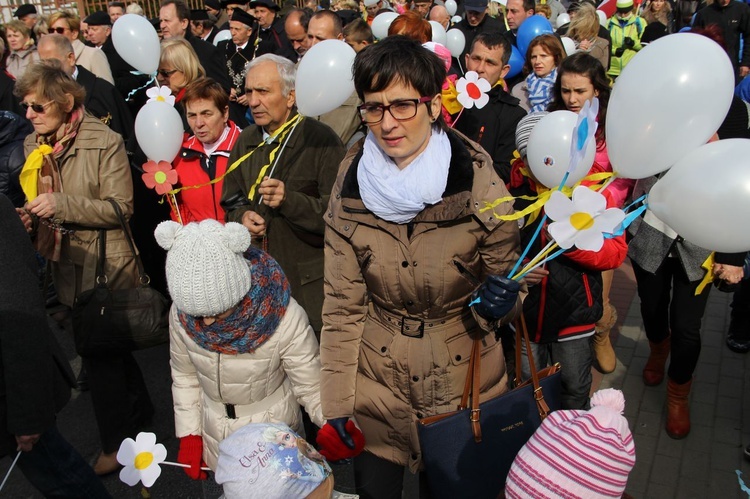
[19, 144, 53, 202]
[695, 252, 715, 295]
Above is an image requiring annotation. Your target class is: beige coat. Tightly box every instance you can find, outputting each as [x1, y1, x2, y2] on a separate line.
[73, 39, 114, 84]
[23, 114, 137, 307]
[317, 91, 362, 148]
[320, 131, 524, 471]
[169, 298, 325, 469]
[6, 47, 39, 80]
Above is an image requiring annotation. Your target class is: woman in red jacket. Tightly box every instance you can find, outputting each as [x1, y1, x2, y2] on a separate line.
[172, 77, 242, 223]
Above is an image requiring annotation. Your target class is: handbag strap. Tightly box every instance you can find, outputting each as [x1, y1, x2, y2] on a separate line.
[105, 198, 150, 285]
[515, 313, 552, 420]
[95, 229, 107, 283]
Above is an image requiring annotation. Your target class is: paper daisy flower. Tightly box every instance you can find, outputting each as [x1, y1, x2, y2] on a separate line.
[455, 71, 491, 109]
[545, 186, 625, 252]
[117, 432, 167, 487]
[142, 160, 178, 195]
[146, 86, 176, 106]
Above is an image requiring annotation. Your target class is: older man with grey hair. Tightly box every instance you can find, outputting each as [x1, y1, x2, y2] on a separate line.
[221, 54, 345, 336]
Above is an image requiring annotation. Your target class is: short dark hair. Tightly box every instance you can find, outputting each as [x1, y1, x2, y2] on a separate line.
[523, 33, 564, 74]
[353, 36, 446, 128]
[522, 0, 535, 12]
[343, 17, 373, 43]
[470, 31, 512, 65]
[288, 8, 313, 31]
[182, 77, 229, 112]
[161, 0, 191, 21]
[311, 9, 342, 36]
[108, 1, 126, 9]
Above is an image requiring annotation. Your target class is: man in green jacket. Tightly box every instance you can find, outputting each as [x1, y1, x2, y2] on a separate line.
[221, 53, 345, 335]
[607, 0, 647, 79]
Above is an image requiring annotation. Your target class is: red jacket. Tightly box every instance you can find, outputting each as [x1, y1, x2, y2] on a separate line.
[172, 121, 242, 223]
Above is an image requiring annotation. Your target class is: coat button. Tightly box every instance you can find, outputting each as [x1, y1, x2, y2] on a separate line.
[336, 194, 340, 199]
[344, 225, 350, 231]
[327, 213, 333, 218]
[412, 375, 419, 382]
[416, 412, 423, 418]
[406, 300, 414, 306]
[381, 346, 387, 353]
[455, 355, 462, 361]
[401, 261, 409, 267]
[413, 261, 418, 267]
[411, 454, 418, 460]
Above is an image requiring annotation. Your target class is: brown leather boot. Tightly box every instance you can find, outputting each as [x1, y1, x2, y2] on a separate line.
[642, 337, 670, 386]
[666, 378, 692, 439]
[593, 303, 618, 374]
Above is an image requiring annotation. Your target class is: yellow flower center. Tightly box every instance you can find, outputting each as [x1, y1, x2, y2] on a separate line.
[570, 212, 594, 231]
[156, 95, 166, 102]
[134, 451, 154, 470]
[154, 171, 167, 184]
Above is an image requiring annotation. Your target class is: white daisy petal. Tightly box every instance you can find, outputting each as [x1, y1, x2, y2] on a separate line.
[120, 466, 142, 487]
[544, 190, 574, 221]
[152, 444, 168, 464]
[571, 185, 606, 215]
[135, 432, 157, 453]
[455, 78, 468, 93]
[146, 87, 159, 99]
[474, 93, 490, 109]
[117, 438, 137, 466]
[592, 208, 626, 233]
[574, 228, 605, 251]
[548, 220, 576, 249]
[140, 463, 163, 488]
[465, 71, 479, 82]
[456, 92, 475, 109]
[476, 78, 492, 93]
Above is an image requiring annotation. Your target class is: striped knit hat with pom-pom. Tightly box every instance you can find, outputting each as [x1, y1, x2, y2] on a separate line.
[154, 219, 252, 317]
[505, 388, 636, 499]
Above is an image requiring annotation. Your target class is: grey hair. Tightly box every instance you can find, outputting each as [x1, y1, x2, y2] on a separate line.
[38, 33, 75, 57]
[245, 53, 296, 97]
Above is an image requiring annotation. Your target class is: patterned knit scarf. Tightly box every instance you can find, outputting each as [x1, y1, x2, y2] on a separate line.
[526, 68, 557, 113]
[178, 246, 291, 355]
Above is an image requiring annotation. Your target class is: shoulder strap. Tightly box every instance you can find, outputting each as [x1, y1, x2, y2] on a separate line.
[105, 198, 150, 285]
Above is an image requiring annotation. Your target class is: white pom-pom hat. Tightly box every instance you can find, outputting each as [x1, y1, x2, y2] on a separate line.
[505, 388, 636, 499]
[154, 220, 252, 317]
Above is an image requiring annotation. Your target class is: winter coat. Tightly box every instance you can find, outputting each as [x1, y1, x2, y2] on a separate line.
[173, 121, 242, 223]
[6, 46, 38, 80]
[72, 39, 113, 84]
[23, 114, 138, 307]
[320, 130, 524, 472]
[221, 113, 345, 332]
[607, 14, 647, 78]
[694, 0, 750, 81]
[0, 111, 33, 207]
[256, 16, 297, 62]
[169, 297, 325, 469]
[75, 65, 134, 144]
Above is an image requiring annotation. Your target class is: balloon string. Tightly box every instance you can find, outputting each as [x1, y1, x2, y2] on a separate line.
[126, 72, 157, 102]
[0, 451, 21, 492]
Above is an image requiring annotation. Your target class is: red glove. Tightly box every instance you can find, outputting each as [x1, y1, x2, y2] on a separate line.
[178, 435, 208, 480]
[316, 419, 366, 462]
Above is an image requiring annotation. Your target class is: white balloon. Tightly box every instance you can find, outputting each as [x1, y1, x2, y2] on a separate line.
[527, 111, 597, 189]
[371, 11, 398, 40]
[445, 0, 458, 15]
[556, 13, 570, 29]
[445, 29, 466, 58]
[429, 20, 447, 45]
[649, 139, 750, 252]
[560, 36, 577, 56]
[135, 101, 184, 163]
[451, 15, 463, 24]
[606, 34, 734, 179]
[596, 10, 607, 27]
[213, 29, 231, 46]
[295, 39, 356, 117]
[111, 14, 160, 75]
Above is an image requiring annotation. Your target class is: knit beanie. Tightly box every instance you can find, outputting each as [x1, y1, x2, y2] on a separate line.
[505, 388, 636, 499]
[515, 111, 548, 158]
[215, 423, 334, 499]
[154, 219, 252, 317]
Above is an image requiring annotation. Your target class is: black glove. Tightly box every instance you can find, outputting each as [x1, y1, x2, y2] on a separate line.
[623, 37, 635, 49]
[328, 417, 355, 449]
[470, 275, 521, 321]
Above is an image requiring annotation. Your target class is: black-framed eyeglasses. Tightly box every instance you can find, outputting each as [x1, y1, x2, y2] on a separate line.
[358, 96, 435, 125]
[49, 27, 68, 34]
[158, 69, 179, 78]
[21, 100, 54, 114]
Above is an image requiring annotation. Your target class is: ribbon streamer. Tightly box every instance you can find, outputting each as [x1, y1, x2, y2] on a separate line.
[126, 72, 157, 102]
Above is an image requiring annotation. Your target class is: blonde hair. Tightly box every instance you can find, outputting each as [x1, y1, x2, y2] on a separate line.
[127, 2, 145, 15]
[48, 11, 81, 34]
[33, 15, 49, 38]
[567, 2, 599, 42]
[535, 4, 551, 18]
[642, 0, 671, 25]
[160, 38, 206, 85]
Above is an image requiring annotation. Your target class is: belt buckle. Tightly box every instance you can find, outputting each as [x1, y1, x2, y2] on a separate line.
[401, 317, 424, 338]
[225, 403, 237, 419]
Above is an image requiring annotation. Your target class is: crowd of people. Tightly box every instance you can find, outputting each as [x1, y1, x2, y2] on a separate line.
[1, 0, 750, 496]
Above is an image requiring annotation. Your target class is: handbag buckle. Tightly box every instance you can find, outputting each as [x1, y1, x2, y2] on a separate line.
[533, 386, 545, 401]
[401, 317, 424, 338]
[470, 408, 481, 422]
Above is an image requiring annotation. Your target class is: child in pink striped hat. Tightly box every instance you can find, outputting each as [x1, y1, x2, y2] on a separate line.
[505, 388, 636, 498]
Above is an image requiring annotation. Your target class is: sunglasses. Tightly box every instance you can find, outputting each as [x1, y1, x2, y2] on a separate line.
[49, 27, 68, 34]
[157, 69, 179, 78]
[21, 100, 54, 114]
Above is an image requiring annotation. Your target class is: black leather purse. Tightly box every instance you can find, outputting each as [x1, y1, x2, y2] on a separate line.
[417, 314, 562, 499]
[72, 199, 169, 357]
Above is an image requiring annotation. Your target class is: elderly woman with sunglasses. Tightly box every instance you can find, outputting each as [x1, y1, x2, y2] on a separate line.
[319, 36, 524, 499]
[158, 38, 206, 132]
[15, 61, 153, 476]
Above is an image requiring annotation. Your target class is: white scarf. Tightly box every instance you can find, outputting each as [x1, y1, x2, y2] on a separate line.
[358, 129, 451, 224]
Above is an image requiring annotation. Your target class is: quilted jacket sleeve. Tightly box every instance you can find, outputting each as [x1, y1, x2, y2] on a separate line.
[169, 306, 203, 438]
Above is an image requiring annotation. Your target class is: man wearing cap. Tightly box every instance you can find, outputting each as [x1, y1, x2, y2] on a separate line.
[191, 9, 219, 43]
[306, 10, 363, 147]
[606, 0, 646, 79]
[14, 4, 37, 31]
[221, 54, 345, 335]
[249, 0, 296, 61]
[160, 0, 232, 91]
[108, 1, 126, 23]
[37, 34, 134, 144]
[453, 32, 527, 181]
[83, 11, 112, 48]
[455, 0, 506, 63]
[49, 11, 114, 84]
[206, 0, 230, 29]
[284, 8, 312, 61]
[219, 8, 257, 126]
[693, 0, 750, 84]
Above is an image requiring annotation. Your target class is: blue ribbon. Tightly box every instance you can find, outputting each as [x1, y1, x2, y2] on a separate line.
[126, 71, 157, 102]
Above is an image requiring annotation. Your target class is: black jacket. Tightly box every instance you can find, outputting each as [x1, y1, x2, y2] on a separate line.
[77, 65, 134, 144]
[256, 16, 297, 62]
[184, 30, 232, 92]
[452, 85, 527, 182]
[455, 15, 506, 64]
[0, 111, 32, 208]
[0, 71, 21, 115]
[101, 36, 150, 102]
[0, 193, 76, 456]
[693, 0, 750, 80]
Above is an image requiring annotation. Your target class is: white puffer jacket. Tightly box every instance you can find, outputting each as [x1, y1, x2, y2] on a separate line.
[169, 297, 325, 469]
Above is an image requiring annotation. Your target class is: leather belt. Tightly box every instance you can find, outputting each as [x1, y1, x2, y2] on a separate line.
[371, 303, 470, 338]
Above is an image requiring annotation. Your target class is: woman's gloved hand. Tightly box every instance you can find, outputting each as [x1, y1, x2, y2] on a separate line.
[178, 435, 208, 480]
[317, 418, 366, 462]
[470, 275, 520, 321]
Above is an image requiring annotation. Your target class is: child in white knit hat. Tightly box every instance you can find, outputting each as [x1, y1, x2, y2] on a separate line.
[154, 219, 325, 488]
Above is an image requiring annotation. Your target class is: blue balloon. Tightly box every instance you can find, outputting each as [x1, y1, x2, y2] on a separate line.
[679, 26, 691, 32]
[516, 16, 554, 57]
[507, 44, 524, 79]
